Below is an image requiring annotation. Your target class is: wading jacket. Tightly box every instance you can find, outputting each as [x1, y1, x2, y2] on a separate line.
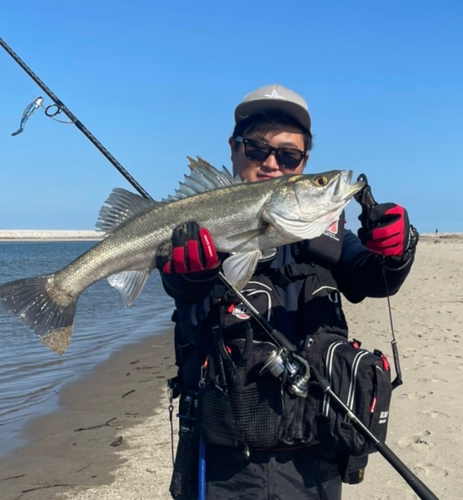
[161, 228, 415, 388]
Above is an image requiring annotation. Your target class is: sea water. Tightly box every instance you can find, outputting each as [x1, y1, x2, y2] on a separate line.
[0, 241, 174, 457]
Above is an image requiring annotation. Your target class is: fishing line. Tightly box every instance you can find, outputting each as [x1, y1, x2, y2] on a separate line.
[380, 263, 403, 389]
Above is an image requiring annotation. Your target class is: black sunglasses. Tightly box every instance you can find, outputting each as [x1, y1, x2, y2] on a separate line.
[235, 135, 306, 170]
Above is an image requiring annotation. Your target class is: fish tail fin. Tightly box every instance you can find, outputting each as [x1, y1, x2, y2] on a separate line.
[0, 273, 77, 355]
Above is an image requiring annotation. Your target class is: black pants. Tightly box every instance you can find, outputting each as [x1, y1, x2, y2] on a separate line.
[170, 436, 342, 500]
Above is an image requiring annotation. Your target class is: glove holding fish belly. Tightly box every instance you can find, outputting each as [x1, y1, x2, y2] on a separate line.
[159, 221, 220, 275]
[157, 221, 222, 303]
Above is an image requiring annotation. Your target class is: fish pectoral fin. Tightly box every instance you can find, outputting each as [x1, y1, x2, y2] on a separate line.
[265, 212, 330, 240]
[222, 250, 261, 291]
[96, 189, 161, 235]
[107, 269, 150, 307]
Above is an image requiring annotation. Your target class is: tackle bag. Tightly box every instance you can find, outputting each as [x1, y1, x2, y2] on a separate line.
[195, 274, 393, 457]
[305, 332, 393, 457]
[197, 276, 305, 452]
[197, 331, 392, 458]
[198, 337, 284, 452]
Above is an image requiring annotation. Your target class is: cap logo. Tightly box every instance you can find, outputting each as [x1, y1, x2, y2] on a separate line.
[264, 89, 284, 100]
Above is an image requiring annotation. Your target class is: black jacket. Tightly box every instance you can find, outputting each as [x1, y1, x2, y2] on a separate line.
[164, 230, 415, 500]
[161, 229, 414, 365]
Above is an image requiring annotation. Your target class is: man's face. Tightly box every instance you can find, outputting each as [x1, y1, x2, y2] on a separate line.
[229, 130, 308, 182]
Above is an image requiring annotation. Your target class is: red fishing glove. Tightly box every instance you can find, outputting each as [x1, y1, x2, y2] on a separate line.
[357, 203, 411, 257]
[162, 221, 219, 274]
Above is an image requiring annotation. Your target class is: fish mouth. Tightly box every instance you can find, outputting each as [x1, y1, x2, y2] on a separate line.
[330, 170, 365, 203]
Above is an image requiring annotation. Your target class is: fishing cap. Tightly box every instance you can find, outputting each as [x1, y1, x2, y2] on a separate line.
[234, 84, 311, 133]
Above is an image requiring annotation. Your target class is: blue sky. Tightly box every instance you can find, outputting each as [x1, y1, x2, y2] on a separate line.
[1, 1, 462, 233]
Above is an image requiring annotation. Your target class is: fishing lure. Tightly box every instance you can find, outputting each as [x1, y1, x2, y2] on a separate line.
[11, 96, 43, 136]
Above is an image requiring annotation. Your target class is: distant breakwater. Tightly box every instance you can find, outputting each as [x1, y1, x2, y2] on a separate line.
[0, 230, 102, 241]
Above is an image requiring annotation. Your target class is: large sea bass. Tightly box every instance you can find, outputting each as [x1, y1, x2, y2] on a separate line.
[0, 158, 364, 354]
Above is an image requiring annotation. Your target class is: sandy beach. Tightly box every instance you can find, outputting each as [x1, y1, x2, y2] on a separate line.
[0, 235, 461, 500]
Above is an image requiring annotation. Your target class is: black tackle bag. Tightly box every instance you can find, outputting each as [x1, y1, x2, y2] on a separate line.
[198, 337, 284, 452]
[305, 333, 393, 457]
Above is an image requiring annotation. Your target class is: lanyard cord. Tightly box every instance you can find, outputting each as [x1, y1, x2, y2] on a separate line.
[380, 263, 403, 389]
[354, 173, 405, 389]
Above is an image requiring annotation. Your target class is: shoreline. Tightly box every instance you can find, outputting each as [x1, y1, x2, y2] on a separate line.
[0, 330, 177, 500]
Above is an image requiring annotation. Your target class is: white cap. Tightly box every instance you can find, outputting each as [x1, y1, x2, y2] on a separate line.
[234, 84, 311, 132]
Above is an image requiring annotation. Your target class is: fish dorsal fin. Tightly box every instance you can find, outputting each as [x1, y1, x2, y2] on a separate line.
[190, 157, 237, 188]
[107, 269, 150, 306]
[164, 157, 241, 201]
[96, 188, 159, 235]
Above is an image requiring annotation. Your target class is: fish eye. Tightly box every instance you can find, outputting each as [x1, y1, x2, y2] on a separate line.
[314, 176, 328, 187]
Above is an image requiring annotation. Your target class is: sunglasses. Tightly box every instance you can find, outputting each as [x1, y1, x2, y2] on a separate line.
[235, 135, 306, 170]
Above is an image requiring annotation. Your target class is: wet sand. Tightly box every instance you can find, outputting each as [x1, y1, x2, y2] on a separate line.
[1, 235, 462, 499]
[0, 332, 177, 500]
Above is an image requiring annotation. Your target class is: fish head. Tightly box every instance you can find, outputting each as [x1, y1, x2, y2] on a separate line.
[263, 170, 365, 241]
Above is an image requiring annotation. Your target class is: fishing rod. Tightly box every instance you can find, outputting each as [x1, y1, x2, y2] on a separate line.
[0, 36, 151, 200]
[1, 36, 439, 500]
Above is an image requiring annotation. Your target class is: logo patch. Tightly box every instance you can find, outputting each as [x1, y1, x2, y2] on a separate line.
[230, 304, 251, 320]
[379, 410, 389, 424]
[326, 220, 338, 234]
[264, 89, 284, 100]
[323, 220, 340, 241]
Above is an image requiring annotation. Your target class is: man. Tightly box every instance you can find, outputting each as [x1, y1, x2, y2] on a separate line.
[161, 84, 417, 499]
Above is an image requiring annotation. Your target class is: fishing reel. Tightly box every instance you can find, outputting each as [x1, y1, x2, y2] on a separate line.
[259, 347, 310, 398]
